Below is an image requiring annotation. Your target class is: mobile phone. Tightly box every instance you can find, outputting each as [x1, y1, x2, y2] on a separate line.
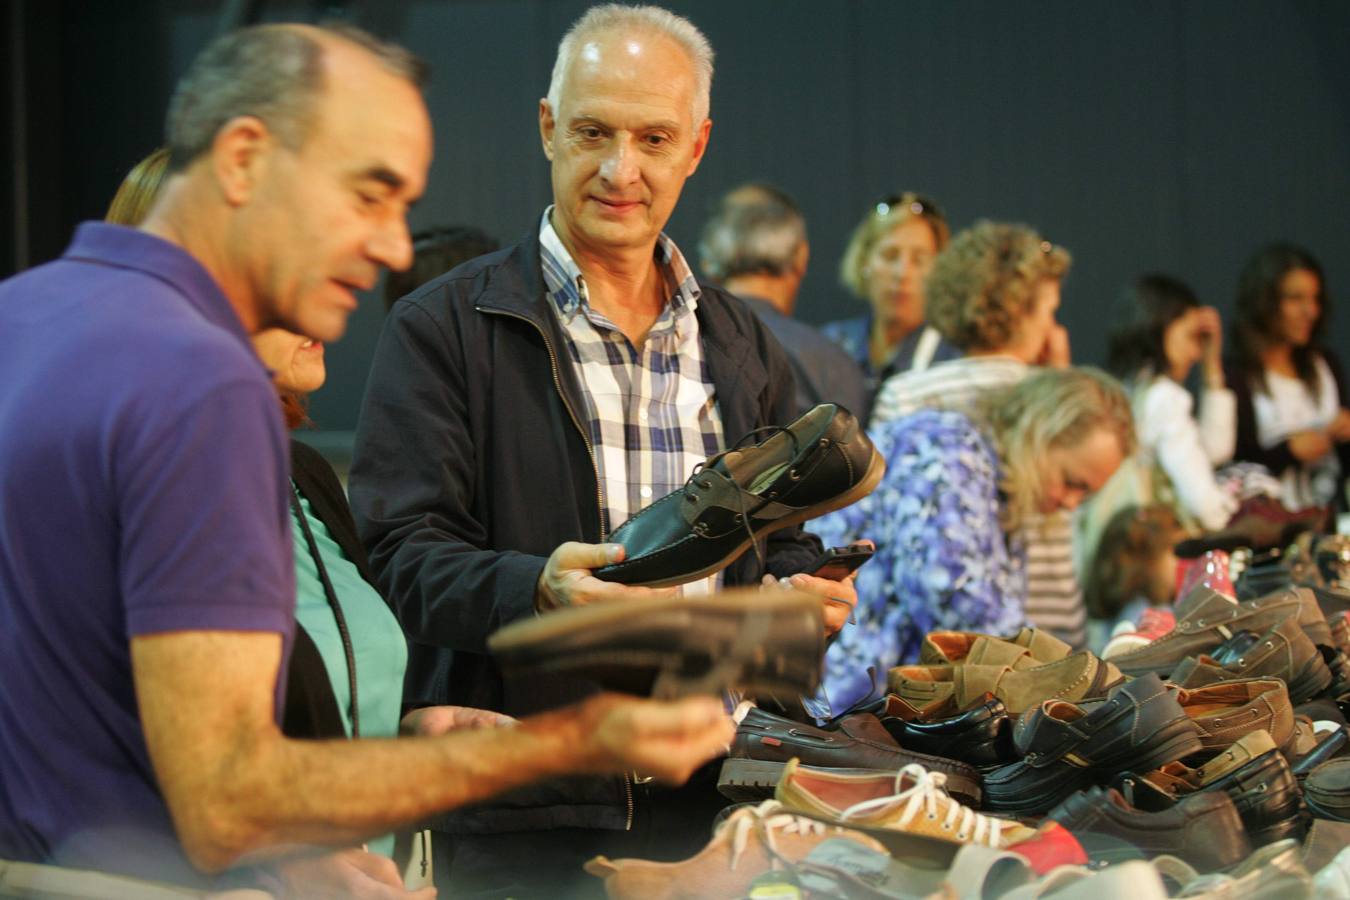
[808, 542, 874, 580]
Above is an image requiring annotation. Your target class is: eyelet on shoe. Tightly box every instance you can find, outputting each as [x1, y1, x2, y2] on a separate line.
[1266, 641, 1275, 649]
[927, 813, 937, 820]
[1197, 619, 1206, 626]
[1258, 782, 1268, 792]
[941, 822, 952, 830]
[787, 469, 801, 481]
[733, 514, 743, 523]
[699, 480, 712, 490]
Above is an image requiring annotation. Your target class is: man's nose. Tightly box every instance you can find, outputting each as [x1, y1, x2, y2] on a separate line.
[369, 217, 414, 272]
[600, 138, 639, 186]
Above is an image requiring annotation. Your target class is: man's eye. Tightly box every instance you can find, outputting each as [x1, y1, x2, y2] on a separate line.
[578, 126, 603, 140]
[645, 134, 667, 146]
[357, 192, 381, 208]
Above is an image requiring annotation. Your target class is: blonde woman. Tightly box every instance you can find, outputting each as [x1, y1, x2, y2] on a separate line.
[822, 193, 960, 419]
[811, 367, 1133, 710]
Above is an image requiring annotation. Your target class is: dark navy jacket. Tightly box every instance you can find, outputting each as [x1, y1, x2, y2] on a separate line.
[349, 230, 820, 833]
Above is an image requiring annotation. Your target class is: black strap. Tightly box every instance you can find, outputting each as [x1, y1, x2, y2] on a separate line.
[289, 483, 360, 737]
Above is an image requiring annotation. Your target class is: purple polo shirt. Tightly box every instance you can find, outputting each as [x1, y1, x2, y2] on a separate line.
[0, 223, 295, 886]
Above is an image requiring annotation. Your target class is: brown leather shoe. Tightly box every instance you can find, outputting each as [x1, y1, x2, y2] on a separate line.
[1174, 678, 1297, 757]
[918, 628, 1073, 670]
[1110, 585, 1329, 678]
[887, 651, 1124, 716]
[584, 799, 887, 900]
[718, 706, 981, 805]
[1171, 614, 1333, 704]
[1045, 786, 1252, 872]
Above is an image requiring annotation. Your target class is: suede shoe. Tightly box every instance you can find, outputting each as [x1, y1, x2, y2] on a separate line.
[1045, 786, 1252, 873]
[877, 693, 1016, 769]
[1171, 614, 1333, 704]
[1115, 730, 1307, 847]
[1110, 585, 1329, 678]
[594, 403, 883, 587]
[918, 628, 1072, 669]
[718, 705, 981, 805]
[583, 799, 887, 900]
[487, 587, 823, 698]
[776, 759, 1036, 849]
[887, 651, 1124, 716]
[981, 674, 1204, 816]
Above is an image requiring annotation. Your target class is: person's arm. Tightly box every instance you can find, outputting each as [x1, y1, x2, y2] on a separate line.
[133, 629, 732, 874]
[1145, 381, 1237, 531]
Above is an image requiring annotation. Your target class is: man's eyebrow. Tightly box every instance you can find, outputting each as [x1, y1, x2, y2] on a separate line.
[354, 165, 406, 191]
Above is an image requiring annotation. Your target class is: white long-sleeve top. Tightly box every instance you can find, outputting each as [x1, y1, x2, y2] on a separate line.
[1135, 375, 1238, 531]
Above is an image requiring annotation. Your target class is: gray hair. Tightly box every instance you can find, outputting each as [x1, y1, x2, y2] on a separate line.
[546, 4, 714, 124]
[165, 22, 427, 172]
[699, 188, 806, 282]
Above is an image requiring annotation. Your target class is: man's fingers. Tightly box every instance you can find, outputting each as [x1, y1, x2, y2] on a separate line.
[553, 541, 624, 572]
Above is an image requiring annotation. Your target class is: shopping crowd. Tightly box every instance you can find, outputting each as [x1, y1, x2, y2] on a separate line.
[2, 5, 1349, 899]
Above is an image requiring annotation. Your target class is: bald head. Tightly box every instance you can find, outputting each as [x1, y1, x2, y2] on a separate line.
[546, 4, 713, 126]
[165, 22, 426, 172]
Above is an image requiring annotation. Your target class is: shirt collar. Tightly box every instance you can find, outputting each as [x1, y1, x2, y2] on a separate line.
[536, 207, 701, 334]
[62, 222, 257, 355]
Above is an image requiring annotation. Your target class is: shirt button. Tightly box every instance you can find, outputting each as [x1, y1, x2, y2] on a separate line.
[638, 408, 649, 421]
[640, 486, 652, 499]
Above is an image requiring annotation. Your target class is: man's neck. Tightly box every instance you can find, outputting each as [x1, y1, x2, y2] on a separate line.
[724, 275, 795, 316]
[553, 220, 667, 346]
[139, 181, 263, 335]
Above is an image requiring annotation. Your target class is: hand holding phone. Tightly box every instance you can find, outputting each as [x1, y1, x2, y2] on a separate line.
[808, 541, 874, 581]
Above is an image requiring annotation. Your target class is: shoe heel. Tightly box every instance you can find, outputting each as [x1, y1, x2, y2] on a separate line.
[717, 758, 786, 802]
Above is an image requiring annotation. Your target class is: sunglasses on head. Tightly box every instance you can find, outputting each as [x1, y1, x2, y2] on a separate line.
[874, 192, 943, 219]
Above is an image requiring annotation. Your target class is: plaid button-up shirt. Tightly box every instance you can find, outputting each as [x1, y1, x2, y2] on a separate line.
[539, 210, 724, 593]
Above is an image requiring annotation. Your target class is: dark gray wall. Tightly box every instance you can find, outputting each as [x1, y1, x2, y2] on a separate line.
[11, 0, 1350, 434]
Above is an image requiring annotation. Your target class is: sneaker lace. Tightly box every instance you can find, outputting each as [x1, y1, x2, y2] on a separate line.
[726, 800, 830, 870]
[836, 763, 1006, 846]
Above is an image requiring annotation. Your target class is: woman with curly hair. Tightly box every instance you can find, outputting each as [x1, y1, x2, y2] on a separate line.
[821, 193, 961, 420]
[811, 367, 1133, 711]
[870, 219, 1071, 426]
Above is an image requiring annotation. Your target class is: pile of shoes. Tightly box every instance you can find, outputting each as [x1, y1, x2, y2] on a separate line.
[594, 605, 1350, 896]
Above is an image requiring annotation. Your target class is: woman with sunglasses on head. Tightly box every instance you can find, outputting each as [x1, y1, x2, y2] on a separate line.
[821, 193, 961, 422]
[1226, 243, 1350, 512]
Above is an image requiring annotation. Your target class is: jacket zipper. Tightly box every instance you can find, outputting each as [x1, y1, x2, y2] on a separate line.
[479, 306, 633, 828]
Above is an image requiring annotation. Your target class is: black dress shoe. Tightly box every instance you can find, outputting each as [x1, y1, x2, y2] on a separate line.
[1114, 732, 1307, 847]
[716, 705, 981, 805]
[487, 587, 823, 698]
[1292, 725, 1349, 780]
[594, 403, 884, 587]
[981, 673, 1203, 816]
[877, 693, 1015, 769]
[1046, 786, 1252, 873]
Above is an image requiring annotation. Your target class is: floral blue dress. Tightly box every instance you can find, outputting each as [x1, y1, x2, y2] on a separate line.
[812, 408, 1027, 712]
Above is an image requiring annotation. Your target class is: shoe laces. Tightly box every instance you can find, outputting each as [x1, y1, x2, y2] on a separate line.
[837, 763, 1007, 846]
[679, 456, 767, 568]
[725, 800, 830, 871]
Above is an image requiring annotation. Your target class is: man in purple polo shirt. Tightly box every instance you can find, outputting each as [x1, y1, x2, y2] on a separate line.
[0, 22, 732, 893]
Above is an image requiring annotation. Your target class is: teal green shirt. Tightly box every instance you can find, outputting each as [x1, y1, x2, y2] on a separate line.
[290, 487, 408, 857]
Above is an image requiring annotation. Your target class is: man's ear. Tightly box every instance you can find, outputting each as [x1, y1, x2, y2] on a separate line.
[686, 117, 712, 176]
[792, 240, 810, 280]
[209, 115, 273, 206]
[538, 99, 556, 161]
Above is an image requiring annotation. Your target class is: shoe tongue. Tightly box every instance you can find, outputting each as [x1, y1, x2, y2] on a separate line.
[839, 713, 900, 747]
